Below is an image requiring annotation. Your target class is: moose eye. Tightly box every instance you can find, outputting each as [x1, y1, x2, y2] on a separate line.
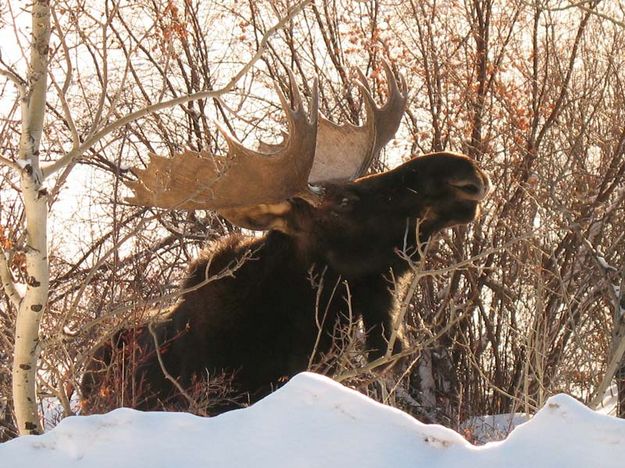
[332, 192, 359, 214]
[449, 179, 485, 199]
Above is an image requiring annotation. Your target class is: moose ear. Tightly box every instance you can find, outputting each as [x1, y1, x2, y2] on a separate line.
[218, 198, 312, 234]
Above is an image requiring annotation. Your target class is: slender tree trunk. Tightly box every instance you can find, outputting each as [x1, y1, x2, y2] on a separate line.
[12, 0, 51, 436]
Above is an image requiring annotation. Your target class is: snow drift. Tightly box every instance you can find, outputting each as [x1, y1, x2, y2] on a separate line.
[1, 372, 624, 467]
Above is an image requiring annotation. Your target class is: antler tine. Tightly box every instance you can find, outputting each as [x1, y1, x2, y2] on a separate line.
[216, 68, 317, 165]
[284, 67, 303, 112]
[351, 59, 408, 171]
[309, 60, 408, 184]
[127, 68, 320, 210]
[309, 78, 320, 125]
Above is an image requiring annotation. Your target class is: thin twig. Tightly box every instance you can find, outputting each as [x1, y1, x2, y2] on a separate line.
[148, 322, 196, 409]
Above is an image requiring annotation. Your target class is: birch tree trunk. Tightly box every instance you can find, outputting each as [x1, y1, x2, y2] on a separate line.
[11, 0, 51, 436]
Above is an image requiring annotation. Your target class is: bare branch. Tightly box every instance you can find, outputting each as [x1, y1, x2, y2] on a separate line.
[41, 0, 314, 178]
[0, 154, 21, 172]
[49, 6, 79, 149]
[0, 68, 26, 95]
[0, 253, 22, 308]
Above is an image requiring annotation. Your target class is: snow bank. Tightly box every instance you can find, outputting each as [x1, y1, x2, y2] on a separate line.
[1, 372, 624, 467]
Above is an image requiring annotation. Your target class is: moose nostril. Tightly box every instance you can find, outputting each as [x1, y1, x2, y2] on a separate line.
[458, 183, 480, 195]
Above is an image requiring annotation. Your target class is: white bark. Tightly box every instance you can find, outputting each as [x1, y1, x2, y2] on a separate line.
[11, 0, 51, 436]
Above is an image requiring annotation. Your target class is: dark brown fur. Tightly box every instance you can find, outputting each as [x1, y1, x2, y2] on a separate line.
[82, 152, 488, 413]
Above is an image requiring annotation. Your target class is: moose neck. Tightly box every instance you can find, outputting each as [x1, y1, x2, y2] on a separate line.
[281, 215, 437, 284]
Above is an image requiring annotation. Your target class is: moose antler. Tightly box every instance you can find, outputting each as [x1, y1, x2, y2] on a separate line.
[127, 60, 407, 212]
[126, 70, 319, 210]
[310, 60, 408, 183]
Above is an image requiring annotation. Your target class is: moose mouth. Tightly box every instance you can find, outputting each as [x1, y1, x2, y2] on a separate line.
[420, 201, 482, 232]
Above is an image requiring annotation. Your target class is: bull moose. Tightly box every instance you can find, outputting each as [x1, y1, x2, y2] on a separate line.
[82, 62, 490, 413]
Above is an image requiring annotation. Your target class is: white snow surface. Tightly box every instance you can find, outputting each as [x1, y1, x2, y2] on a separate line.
[2, 372, 624, 467]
